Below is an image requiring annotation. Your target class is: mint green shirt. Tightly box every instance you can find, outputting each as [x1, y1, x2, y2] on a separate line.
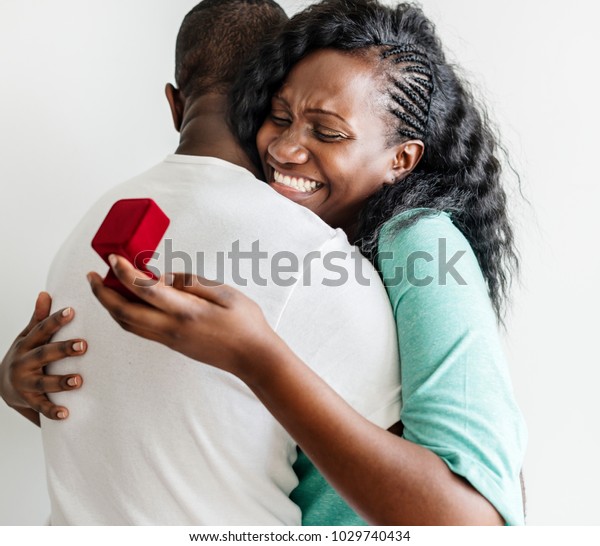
[291, 209, 527, 526]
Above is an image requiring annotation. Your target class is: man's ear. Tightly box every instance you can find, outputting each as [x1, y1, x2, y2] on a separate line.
[165, 83, 184, 132]
[391, 140, 424, 182]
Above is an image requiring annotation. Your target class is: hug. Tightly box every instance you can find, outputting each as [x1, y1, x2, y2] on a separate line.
[1, 0, 526, 526]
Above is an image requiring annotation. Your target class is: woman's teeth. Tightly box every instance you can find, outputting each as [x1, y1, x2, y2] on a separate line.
[273, 170, 322, 193]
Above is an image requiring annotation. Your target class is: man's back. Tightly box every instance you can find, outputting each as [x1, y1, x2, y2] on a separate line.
[42, 155, 401, 524]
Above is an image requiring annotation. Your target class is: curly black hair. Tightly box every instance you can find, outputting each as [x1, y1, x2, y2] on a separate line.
[229, 0, 518, 320]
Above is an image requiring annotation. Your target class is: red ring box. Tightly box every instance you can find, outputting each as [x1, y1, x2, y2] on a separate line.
[91, 198, 170, 301]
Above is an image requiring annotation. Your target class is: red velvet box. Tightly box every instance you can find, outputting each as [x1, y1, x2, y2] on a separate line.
[91, 198, 170, 300]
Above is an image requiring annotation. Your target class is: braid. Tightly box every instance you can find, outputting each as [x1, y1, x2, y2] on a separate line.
[394, 81, 429, 113]
[229, 0, 519, 321]
[359, 56, 518, 320]
[381, 44, 433, 141]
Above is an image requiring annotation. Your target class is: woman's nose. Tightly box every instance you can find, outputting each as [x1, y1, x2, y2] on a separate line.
[267, 129, 309, 165]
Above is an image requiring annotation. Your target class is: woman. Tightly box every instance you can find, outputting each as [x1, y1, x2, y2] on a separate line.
[3, 0, 526, 525]
[226, 0, 526, 523]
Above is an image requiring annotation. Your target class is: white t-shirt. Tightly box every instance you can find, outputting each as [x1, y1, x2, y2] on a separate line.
[42, 155, 400, 525]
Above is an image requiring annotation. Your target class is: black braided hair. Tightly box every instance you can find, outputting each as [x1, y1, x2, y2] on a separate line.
[382, 45, 433, 140]
[229, 0, 518, 320]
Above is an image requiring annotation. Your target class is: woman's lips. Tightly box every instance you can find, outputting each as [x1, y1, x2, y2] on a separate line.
[271, 169, 324, 194]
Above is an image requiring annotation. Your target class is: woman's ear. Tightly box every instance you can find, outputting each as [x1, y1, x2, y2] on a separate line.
[391, 140, 424, 181]
[165, 83, 184, 132]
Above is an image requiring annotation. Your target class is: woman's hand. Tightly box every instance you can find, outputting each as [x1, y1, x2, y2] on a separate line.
[0, 292, 87, 425]
[87, 255, 280, 383]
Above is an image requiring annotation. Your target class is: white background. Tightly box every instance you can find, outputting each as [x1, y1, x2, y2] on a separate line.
[1, 0, 598, 526]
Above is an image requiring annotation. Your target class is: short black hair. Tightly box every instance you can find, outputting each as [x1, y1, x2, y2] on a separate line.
[175, 0, 288, 99]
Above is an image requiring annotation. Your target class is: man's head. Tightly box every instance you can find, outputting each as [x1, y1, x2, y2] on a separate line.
[173, 0, 288, 101]
[167, 0, 287, 173]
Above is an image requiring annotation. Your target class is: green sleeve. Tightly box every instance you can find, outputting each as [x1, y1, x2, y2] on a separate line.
[290, 449, 367, 526]
[378, 209, 527, 525]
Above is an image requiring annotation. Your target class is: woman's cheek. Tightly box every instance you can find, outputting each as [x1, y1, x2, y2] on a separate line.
[256, 121, 278, 155]
[256, 126, 267, 155]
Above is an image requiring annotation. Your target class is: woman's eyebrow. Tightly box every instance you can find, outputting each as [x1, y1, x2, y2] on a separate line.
[272, 94, 289, 106]
[273, 95, 349, 124]
[305, 108, 349, 124]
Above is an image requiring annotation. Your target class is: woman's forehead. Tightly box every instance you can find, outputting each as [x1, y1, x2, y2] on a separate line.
[277, 49, 381, 115]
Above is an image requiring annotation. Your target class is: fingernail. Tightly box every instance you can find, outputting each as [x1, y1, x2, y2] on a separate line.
[86, 273, 92, 283]
[62, 308, 71, 317]
[67, 377, 79, 387]
[108, 254, 117, 267]
[72, 341, 84, 352]
[57, 411, 67, 419]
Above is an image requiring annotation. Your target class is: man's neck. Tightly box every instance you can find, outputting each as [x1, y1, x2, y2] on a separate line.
[174, 94, 261, 179]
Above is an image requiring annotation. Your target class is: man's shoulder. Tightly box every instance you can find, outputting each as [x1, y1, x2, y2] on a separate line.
[161, 154, 256, 175]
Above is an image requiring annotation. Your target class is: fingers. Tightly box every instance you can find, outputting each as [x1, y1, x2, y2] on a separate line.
[21, 339, 87, 371]
[107, 254, 236, 310]
[7, 294, 84, 422]
[102, 255, 220, 316]
[87, 271, 175, 336]
[21, 373, 83, 395]
[170, 272, 237, 307]
[18, 292, 53, 338]
[34, 291, 53, 322]
[29, 394, 71, 421]
[10, 339, 87, 420]
[19, 306, 77, 352]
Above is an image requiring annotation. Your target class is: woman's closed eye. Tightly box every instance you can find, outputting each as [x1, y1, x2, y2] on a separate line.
[312, 127, 347, 141]
[269, 111, 292, 126]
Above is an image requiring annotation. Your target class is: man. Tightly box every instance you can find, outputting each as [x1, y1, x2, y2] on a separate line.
[1, 0, 400, 524]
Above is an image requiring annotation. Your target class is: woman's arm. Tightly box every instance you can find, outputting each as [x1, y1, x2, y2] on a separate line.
[376, 212, 527, 525]
[0, 292, 87, 425]
[89, 256, 510, 525]
[238, 331, 504, 525]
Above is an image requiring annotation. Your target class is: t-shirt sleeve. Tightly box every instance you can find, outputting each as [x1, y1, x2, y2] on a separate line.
[378, 210, 527, 525]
